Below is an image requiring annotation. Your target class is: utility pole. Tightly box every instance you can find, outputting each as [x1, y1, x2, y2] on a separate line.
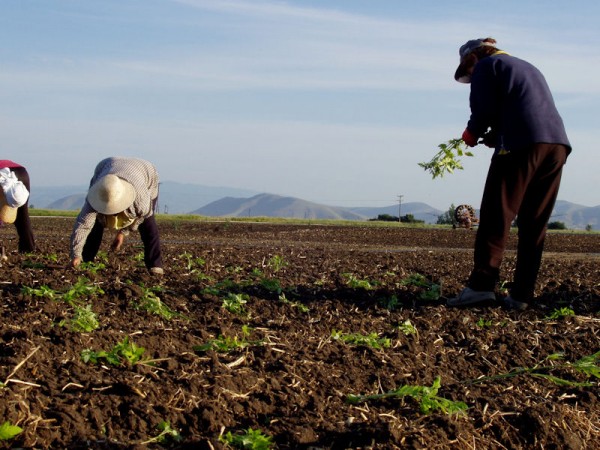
[397, 195, 403, 222]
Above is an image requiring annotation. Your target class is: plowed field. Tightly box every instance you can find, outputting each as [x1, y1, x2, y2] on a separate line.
[1, 218, 599, 449]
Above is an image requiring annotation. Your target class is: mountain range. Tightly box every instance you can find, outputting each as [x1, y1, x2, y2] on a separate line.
[30, 181, 599, 230]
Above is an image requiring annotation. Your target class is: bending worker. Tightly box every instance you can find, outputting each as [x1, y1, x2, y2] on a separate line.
[70, 157, 164, 275]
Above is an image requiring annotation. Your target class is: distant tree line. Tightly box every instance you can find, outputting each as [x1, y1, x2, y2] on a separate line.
[369, 214, 424, 224]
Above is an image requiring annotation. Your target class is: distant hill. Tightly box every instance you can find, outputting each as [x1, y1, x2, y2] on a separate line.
[30, 182, 599, 229]
[192, 193, 366, 220]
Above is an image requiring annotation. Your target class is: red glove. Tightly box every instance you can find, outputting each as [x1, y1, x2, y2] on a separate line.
[462, 128, 478, 147]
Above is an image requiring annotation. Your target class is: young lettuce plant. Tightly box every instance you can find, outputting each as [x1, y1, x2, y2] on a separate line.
[331, 330, 391, 349]
[0, 421, 22, 441]
[219, 428, 273, 450]
[347, 376, 468, 415]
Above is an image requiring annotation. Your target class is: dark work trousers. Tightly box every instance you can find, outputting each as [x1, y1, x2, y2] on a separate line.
[82, 198, 163, 269]
[9, 166, 36, 253]
[468, 143, 568, 301]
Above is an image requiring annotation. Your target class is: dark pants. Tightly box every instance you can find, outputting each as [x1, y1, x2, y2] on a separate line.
[10, 166, 36, 253]
[82, 200, 162, 269]
[468, 143, 568, 301]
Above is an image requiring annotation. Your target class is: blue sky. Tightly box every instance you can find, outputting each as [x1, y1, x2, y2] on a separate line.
[2, 0, 599, 210]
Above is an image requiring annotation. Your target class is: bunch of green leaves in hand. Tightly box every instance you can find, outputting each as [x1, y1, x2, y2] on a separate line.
[418, 139, 474, 179]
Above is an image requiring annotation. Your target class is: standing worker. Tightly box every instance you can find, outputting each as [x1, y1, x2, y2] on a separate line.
[0, 160, 36, 254]
[70, 157, 164, 275]
[448, 38, 571, 310]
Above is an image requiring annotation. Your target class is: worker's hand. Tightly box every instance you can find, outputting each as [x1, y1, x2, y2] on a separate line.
[71, 257, 81, 268]
[481, 130, 496, 148]
[461, 128, 478, 147]
[111, 232, 125, 252]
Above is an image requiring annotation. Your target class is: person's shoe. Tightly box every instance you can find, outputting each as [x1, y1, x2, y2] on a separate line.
[149, 267, 164, 276]
[447, 287, 495, 306]
[503, 295, 528, 310]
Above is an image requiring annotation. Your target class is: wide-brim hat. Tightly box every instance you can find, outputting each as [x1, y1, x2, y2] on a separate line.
[87, 174, 136, 215]
[454, 38, 496, 83]
[0, 191, 18, 224]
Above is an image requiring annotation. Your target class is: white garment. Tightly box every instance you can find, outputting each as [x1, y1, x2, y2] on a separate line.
[0, 168, 29, 208]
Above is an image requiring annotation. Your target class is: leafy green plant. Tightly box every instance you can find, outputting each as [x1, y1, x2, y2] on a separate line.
[0, 421, 22, 441]
[400, 273, 441, 300]
[222, 293, 249, 315]
[81, 336, 152, 367]
[61, 277, 105, 306]
[266, 255, 287, 273]
[66, 304, 100, 332]
[476, 317, 493, 328]
[131, 285, 181, 321]
[21, 277, 104, 306]
[397, 319, 417, 336]
[179, 252, 205, 272]
[21, 285, 57, 300]
[347, 376, 468, 415]
[379, 295, 400, 311]
[279, 293, 309, 312]
[79, 261, 106, 274]
[545, 307, 575, 320]
[418, 138, 474, 179]
[141, 421, 181, 445]
[469, 351, 600, 387]
[342, 273, 375, 290]
[260, 278, 282, 294]
[193, 325, 262, 353]
[331, 330, 391, 349]
[219, 427, 273, 449]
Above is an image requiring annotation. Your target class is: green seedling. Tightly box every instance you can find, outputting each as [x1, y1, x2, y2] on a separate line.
[202, 278, 242, 296]
[65, 304, 99, 332]
[266, 255, 287, 273]
[331, 330, 391, 349]
[81, 336, 151, 367]
[179, 252, 205, 272]
[219, 427, 273, 450]
[476, 317, 493, 328]
[469, 351, 600, 387]
[379, 295, 400, 311]
[397, 319, 417, 336]
[0, 421, 22, 441]
[141, 421, 181, 445]
[545, 307, 575, 320]
[21, 277, 103, 306]
[62, 278, 105, 306]
[342, 273, 375, 290]
[133, 252, 145, 266]
[348, 376, 467, 415]
[419, 138, 474, 179]
[279, 293, 309, 312]
[22, 260, 47, 269]
[21, 285, 57, 300]
[222, 293, 249, 315]
[260, 278, 282, 294]
[79, 261, 106, 274]
[131, 285, 182, 321]
[193, 325, 263, 353]
[400, 273, 441, 300]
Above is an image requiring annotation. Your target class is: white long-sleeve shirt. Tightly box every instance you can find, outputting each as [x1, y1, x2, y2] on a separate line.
[70, 157, 159, 259]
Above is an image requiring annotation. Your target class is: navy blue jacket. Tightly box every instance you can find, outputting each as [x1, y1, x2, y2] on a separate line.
[467, 53, 571, 154]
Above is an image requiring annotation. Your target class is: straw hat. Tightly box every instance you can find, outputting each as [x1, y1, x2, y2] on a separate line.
[87, 174, 136, 215]
[0, 191, 18, 224]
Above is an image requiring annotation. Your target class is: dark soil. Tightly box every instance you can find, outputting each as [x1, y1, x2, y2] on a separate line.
[1, 218, 599, 449]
